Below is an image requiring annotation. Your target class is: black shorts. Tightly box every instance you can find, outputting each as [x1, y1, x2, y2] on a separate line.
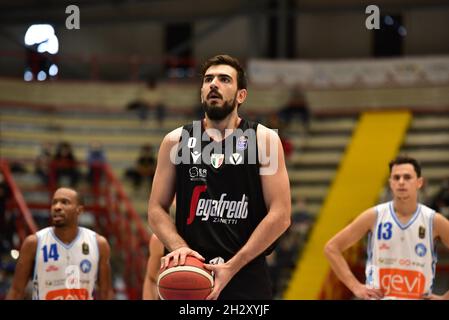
[218, 258, 272, 300]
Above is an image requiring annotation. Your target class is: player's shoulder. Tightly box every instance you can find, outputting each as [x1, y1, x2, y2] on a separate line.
[355, 206, 379, 227]
[433, 211, 449, 228]
[373, 201, 391, 215]
[35, 226, 51, 236]
[418, 202, 437, 217]
[24, 233, 38, 245]
[95, 233, 109, 245]
[362, 206, 378, 217]
[79, 226, 98, 238]
[256, 123, 281, 147]
[166, 126, 184, 139]
[161, 126, 185, 146]
[20, 233, 38, 255]
[85, 227, 108, 246]
[95, 233, 111, 256]
[256, 123, 280, 137]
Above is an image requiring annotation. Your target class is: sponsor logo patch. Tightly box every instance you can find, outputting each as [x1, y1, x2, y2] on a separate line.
[415, 243, 427, 257]
[45, 265, 59, 272]
[418, 226, 425, 239]
[80, 259, 92, 273]
[236, 136, 248, 150]
[211, 153, 224, 169]
[379, 268, 426, 299]
[45, 288, 89, 300]
[229, 153, 243, 165]
[82, 242, 89, 255]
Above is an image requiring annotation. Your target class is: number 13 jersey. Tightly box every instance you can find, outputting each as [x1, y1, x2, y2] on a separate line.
[366, 201, 436, 299]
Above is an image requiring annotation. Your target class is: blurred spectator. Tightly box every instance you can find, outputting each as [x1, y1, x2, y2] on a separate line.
[278, 87, 310, 129]
[280, 132, 294, 161]
[431, 177, 449, 218]
[51, 141, 80, 187]
[267, 113, 283, 130]
[0, 256, 17, 299]
[155, 102, 167, 126]
[291, 197, 314, 243]
[127, 77, 166, 124]
[267, 114, 294, 160]
[268, 229, 298, 298]
[125, 144, 156, 189]
[34, 142, 53, 185]
[268, 197, 314, 298]
[86, 141, 107, 188]
[8, 161, 27, 174]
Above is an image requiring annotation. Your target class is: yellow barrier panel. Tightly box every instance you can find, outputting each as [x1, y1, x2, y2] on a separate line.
[284, 110, 412, 299]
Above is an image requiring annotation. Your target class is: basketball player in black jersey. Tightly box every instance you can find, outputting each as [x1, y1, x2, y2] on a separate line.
[148, 54, 291, 299]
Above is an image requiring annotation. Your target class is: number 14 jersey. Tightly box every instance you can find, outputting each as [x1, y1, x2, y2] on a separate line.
[32, 227, 99, 300]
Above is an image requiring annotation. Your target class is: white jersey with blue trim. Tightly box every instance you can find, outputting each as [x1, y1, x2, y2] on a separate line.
[32, 227, 99, 300]
[365, 201, 436, 299]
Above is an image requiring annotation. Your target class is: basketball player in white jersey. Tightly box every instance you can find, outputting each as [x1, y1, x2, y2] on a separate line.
[6, 187, 113, 300]
[325, 156, 449, 300]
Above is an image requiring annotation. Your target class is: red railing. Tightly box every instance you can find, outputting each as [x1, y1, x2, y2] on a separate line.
[102, 163, 150, 299]
[0, 159, 38, 243]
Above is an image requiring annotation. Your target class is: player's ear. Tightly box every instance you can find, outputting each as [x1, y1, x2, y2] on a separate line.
[417, 176, 424, 189]
[236, 89, 247, 104]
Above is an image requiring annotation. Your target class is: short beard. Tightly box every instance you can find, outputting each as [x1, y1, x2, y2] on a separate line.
[201, 97, 237, 121]
[52, 220, 66, 228]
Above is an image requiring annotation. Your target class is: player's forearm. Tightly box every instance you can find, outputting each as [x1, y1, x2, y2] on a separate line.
[142, 278, 155, 300]
[97, 274, 114, 300]
[324, 244, 361, 293]
[5, 288, 25, 300]
[97, 287, 114, 300]
[228, 210, 290, 272]
[148, 205, 187, 251]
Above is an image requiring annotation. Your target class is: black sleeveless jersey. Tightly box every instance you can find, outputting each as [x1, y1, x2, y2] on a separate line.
[175, 119, 269, 263]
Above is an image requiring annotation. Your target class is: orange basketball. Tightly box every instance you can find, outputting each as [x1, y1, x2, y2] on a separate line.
[157, 256, 214, 300]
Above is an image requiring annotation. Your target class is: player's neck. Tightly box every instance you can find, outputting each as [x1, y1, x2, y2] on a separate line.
[393, 198, 418, 217]
[53, 226, 79, 244]
[204, 114, 241, 141]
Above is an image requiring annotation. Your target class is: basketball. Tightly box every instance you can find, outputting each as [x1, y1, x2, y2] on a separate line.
[157, 256, 214, 300]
